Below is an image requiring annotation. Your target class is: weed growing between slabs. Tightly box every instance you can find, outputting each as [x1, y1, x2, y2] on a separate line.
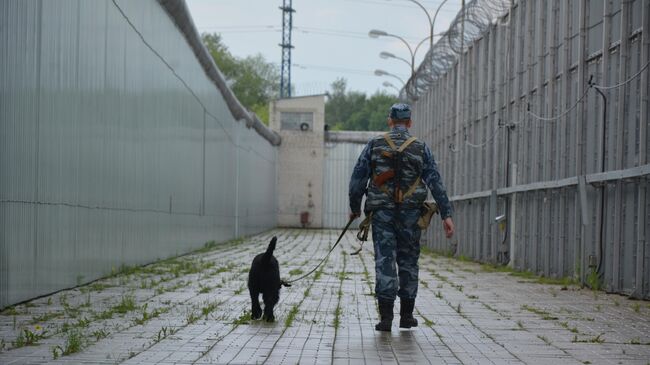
[12, 327, 47, 348]
[1, 236, 261, 361]
[51, 329, 84, 359]
[233, 311, 252, 325]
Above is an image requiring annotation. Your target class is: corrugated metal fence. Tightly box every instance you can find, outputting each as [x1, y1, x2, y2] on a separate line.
[0, 0, 278, 308]
[323, 142, 366, 228]
[412, 0, 649, 298]
[322, 131, 381, 228]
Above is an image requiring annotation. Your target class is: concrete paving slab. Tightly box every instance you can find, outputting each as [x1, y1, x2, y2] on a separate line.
[1, 229, 649, 364]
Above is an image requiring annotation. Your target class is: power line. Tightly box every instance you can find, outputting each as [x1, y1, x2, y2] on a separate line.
[342, 0, 459, 13]
[209, 29, 281, 34]
[294, 28, 369, 40]
[295, 26, 422, 42]
[464, 125, 501, 148]
[525, 88, 590, 122]
[197, 24, 422, 42]
[446, 58, 650, 152]
[292, 63, 377, 76]
[197, 25, 278, 30]
[525, 59, 650, 122]
[592, 60, 650, 90]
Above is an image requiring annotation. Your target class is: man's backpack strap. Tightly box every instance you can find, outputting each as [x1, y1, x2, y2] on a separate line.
[397, 136, 417, 152]
[383, 133, 417, 152]
[377, 134, 421, 203]
[402, 176, 421, 200]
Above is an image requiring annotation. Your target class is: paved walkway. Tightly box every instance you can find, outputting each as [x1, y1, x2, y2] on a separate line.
[1, 229, 649, 364]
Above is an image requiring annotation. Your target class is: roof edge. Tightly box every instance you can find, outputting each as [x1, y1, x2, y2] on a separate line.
[157, 0, 281, 146]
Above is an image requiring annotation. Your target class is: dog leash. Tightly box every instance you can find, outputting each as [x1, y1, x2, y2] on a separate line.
[283, 217, 356, 284]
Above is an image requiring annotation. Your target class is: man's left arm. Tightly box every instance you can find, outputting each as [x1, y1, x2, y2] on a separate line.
[421, 144, 454, 237]
[422, 144, 455, 238]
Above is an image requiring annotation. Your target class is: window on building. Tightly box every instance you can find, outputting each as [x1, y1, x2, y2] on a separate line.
[280, 112, 313, 131]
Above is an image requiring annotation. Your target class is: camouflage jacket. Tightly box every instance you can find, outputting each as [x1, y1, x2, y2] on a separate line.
[348, 125, 453, 219]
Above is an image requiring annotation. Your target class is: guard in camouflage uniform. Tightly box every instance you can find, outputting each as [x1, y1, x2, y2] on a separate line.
[349, 103, 455, 331]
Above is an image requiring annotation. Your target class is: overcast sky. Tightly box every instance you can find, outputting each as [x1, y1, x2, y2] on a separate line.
[186, 0, 462, 96]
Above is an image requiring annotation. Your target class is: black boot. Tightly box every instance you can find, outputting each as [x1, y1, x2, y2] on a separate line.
[375, 300, 394, 331]
[399, 298, 418, 328]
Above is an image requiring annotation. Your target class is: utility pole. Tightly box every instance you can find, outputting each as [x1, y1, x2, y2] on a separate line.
[279, 0, 295, 98]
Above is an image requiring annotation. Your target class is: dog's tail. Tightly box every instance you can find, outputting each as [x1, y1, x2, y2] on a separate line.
[262, 236, 277, 264]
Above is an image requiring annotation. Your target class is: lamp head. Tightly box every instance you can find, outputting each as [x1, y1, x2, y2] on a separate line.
[368, 29, 388, 38]
[379, 51, 395, 59]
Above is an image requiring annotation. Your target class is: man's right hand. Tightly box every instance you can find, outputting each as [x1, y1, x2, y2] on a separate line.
[443, 217, 455, 238]
[349, 212, 360, 221]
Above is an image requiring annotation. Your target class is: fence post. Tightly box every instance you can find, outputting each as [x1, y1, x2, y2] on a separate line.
[611, 0, 633, 292]
[633, 0, 649, 299]
[508, 163, 517, 268]
[577, 0, 588, 286]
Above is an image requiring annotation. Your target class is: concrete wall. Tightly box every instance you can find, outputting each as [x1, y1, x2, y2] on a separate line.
[0, 0, 278, 308]
[270, 95, 325, 228]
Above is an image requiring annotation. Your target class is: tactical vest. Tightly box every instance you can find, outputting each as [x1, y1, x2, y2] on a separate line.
[364, 130, 428, 212]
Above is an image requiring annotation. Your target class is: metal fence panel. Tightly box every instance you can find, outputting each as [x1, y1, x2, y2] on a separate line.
[411, 0, 649, 298]
[0, 0, 278, 308]
[323, 142, 366, 228]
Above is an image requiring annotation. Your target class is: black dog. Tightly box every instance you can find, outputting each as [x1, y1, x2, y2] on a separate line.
[248, 236, 290, 322]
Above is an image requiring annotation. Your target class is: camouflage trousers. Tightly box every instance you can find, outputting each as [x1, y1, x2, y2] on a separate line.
[371, 209, 422, 302]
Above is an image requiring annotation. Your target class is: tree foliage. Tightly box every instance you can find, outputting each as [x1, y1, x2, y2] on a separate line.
[201, 33, 279, 124]
[325, 78, 398, 131]
[200, 34, 396, 130]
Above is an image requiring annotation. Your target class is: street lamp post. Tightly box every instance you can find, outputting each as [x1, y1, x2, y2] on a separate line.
[379, 51, 412, 72]
[376, 32, 446, 76]
[374, 69, 405, 86]
[402, 0, 449, 51]
[371, 0, 451, 97]
[370, 30, 435, 99]
[382, 81, 401, 94]
[369, 29, 418, 78]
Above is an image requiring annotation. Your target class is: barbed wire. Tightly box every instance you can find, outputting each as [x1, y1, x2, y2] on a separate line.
[414, 0, 649, 153]
[402, 0, 513, 99]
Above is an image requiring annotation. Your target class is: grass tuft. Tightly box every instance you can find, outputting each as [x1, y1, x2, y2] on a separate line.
[186, 310, 200, 325]
[233, 311, 252, 325]
[521, 304, 558, 320]
[91, 329, 109, 341]
[51, 329, 85, 359]
[113, 295, 137, 314]
[12, 328, 47, 348]
[285, 305, 299, 328]
[572, 333, 605, 344]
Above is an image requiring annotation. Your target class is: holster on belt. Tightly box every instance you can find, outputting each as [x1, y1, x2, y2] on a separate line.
[417, 201, 439, 230]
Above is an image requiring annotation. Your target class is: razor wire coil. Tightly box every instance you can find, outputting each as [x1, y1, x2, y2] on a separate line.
[402, 0, 513, 100]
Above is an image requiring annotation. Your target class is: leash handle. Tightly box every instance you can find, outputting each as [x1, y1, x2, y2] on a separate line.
[350, 212, 372, 255]
[284, 217, 355, 284]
